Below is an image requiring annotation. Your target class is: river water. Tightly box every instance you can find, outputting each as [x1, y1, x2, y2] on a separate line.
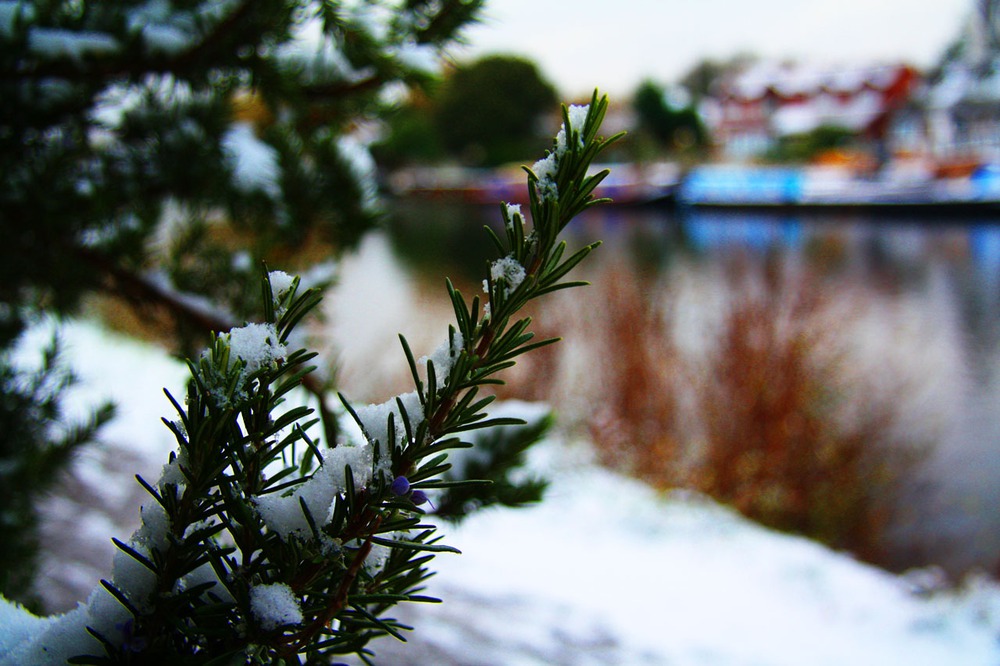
[381, 199, 1000, 578]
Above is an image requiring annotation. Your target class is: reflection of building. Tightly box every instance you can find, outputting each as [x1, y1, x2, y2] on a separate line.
[703, 62, 919, 161]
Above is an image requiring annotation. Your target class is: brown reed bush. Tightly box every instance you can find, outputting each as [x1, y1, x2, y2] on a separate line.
[587, 263, 682, 485]
[488, 258, 682, 485]
[495, 248, 924, 568]
[693, 256, 920, 562]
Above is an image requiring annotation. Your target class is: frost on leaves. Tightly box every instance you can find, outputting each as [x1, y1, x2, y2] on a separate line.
[531, 103, 590, 203]
[490, 256, 527, 298]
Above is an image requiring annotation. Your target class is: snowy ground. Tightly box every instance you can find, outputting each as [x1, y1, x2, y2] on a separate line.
[8, 318, 1000, 665]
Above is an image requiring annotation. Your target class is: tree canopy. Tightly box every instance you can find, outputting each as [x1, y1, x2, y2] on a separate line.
[432, 54, 558, 165]
[632, 79, 708, 154]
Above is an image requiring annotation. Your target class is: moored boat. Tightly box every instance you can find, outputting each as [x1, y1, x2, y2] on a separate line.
[676, 163, 1000, 214]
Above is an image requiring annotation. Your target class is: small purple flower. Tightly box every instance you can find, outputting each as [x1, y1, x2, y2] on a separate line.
[389, 475, 433, 508]
[390, 475, 410, 496]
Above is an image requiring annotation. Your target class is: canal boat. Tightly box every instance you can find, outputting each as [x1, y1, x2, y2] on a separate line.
[676, 163, 1000, 214]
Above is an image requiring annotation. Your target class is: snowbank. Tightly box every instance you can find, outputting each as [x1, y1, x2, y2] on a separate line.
[380, 447, 1000, 664]
[3, 319, 999, 665]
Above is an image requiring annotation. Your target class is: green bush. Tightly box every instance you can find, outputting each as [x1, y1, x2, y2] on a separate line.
[2, 93, 622, 664]
[0, 0, 486, 610]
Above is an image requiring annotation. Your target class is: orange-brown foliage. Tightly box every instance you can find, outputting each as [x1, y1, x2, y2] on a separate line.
[482, 246, 925, 568]
[693, 258, 915, 560]
[586, 262, 681, 486]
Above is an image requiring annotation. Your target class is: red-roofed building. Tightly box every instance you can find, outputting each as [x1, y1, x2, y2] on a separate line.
[703, 62, 920, 160]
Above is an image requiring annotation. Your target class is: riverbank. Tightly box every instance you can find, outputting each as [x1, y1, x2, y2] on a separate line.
[386, 161, 1000, 216]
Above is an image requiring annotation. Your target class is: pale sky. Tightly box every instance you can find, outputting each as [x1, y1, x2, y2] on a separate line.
[457, 0, 974, 97]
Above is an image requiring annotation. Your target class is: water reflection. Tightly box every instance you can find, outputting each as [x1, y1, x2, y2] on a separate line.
[386, 199, 1000, 577]
[683, 211, 805, 252]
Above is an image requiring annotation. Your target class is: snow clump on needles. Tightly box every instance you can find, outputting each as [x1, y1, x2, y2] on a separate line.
[532, 104, 589, 203]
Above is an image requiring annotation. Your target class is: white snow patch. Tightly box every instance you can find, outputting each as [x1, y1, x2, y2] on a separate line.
[531, 152, 559, 202]
[158, 450, 188, 489]
[386, 439, 1000, 665]
[222, 122, 282, 200]
[0, 599, 51, 661]
[28, 28, 120, 61]
[109, 542, 156, 612]
[418, 330, 464, 382]
[490, 256, 526, 296]
[532, 104, 590, 202]
[354, 391, 424, 449]
[11, 317, 188, 461]
[227, 322, 286, 377]
[252, 443, 375, 541]
[4, 306, 1000, 665]
[250, 583, 302, 631]
[268, 270, 295, 298]
[555, 103, 590, 156]
[504, 203, 522, 230]
[0, 602, 102, 666]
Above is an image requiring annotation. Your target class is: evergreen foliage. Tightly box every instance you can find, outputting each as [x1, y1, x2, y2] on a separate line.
[1, 0, 486, 331]
[370, 93, 445, 167]
[0, 334, 114, 609]
[434, 406, 553, 521]
[0, 3, 623, 659]
[0, 0, 485, 607]
[2, 92, 620, 663]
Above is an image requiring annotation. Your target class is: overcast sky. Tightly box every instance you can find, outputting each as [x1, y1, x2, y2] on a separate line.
[456, 0, 973, 97]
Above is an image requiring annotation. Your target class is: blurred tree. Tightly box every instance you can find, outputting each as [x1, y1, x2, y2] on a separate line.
[632, 79, 708, 154]
[432, 54, 558, 165]
[0, 0, 484, 608]
[678, 53, 757, 100]
[372, 89, 447, 167]
[0, 337, 113, 611]
[679, 59, 724, 101]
